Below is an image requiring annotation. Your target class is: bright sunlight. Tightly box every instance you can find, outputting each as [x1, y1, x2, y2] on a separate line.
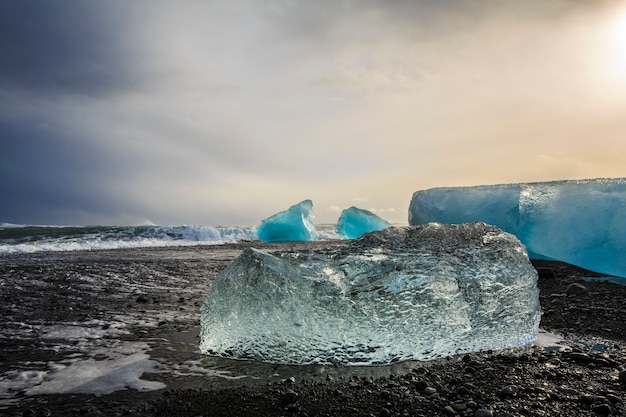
[607, 8, 626, 83]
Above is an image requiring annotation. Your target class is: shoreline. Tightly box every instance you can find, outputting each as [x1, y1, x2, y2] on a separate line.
[0, 243, 624, 416]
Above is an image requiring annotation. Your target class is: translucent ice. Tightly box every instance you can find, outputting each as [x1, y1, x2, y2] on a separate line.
[335, 206, 392, 239]
[200, 223, 541, 365]
[256, 200, 318, 242]
[409, 178, 626, 278]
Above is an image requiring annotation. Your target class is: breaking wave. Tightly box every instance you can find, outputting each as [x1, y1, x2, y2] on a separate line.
[0, 224, 258, 254]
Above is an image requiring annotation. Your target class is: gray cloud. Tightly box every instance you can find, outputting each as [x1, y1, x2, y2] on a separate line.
[0, 1, 141, 96]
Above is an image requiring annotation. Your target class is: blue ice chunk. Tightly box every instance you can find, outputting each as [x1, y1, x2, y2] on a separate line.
[409, 178, 626, 279]
[256, 200, 318, 242]
[336, 206, 392, 239]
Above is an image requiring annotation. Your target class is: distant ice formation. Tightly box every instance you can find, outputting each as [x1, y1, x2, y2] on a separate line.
[255, 200, 318, 242]
[409, 178, 626, 278]
[200, 223, 541, 365]
[335, 206, 392, 239]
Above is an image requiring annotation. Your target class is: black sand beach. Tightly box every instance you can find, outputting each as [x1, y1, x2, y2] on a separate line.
[1, 242, 624, 416]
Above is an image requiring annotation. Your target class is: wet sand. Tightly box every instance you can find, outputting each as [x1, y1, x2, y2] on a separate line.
[0, 242, 624, 416]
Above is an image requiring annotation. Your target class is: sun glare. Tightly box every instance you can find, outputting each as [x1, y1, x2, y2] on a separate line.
[607, 9, 626, 82]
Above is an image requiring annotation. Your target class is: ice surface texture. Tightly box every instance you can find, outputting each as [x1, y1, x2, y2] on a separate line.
[409, 178, 626, 278]
[200, 223, 541, 365]
[335, 206, 392, 239]
[256, 200, 318, 242]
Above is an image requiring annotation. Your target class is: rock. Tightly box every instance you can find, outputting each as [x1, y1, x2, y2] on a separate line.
[606, 393, 622, 404]
[443, 405, 456, 415]
[452, 403, 467, 412]
[474, 409, 493, 417]
[619, 370, 626, 386]
[500, 384, 518, 397]
[282, 389, 299, 405]
[546, 358, 561, 368]
[567, 352, 592, 363]
[591, 403, 612, 416]
[566, 283, 588, 295]
[424, 387, 437, 396]
[412, 380, 429, 391]
[378, 407, 391, 417]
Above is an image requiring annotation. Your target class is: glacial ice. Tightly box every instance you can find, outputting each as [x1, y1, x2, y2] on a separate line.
[335, 206, 392, 239]
[200, 223, 541, 365]
[409, 178, 626, 278]
[256, 200, 318, 242]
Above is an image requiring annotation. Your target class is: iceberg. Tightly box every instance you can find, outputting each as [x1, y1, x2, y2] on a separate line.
[409, 178, 626, 279]
[255, 200, 318, 242]
[200, 223, 541, 365]
[335, 206, 392, 239]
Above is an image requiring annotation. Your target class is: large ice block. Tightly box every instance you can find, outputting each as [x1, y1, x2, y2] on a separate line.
[335, 206, 392, 239]
[409, 178, 626, 278]
[200, 223, 541, 365]
[255, 200, 318, 242]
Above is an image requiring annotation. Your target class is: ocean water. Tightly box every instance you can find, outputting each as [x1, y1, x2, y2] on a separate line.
[0, 223, 340, 254]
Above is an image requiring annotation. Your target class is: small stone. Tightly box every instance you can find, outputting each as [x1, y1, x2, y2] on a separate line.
[282, 389, 299, 405]
[500, 384, 518, 397]
[452, 403, 467, 412]
[379, 390, 391, 400]
[580, 394, 595, 404]
[619, 370, 626, 386]
[475, 409, 493, 417]
[591, 403, 612, 416]
[606, 393, 622, 404]
[424, 386, 437, 396]
[546, 358, 561, 368]
[412, 379, 428, 391]
[568, 352, 592, 363]
[566, 283, 587, 295]
[135, 295, 148, 303]
[443, 405, 456, 415]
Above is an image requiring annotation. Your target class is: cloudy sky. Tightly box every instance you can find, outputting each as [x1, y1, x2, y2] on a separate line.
[2, 0, 626, 226]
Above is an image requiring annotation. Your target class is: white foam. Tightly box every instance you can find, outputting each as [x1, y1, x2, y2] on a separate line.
[39, 321, 129, 340]
[0, 341, 165, 407]
[533, 329, 566, 348]
[0, 321, 166, 407]
[25, 348, 165, 396]
[169, 360, 248, 380]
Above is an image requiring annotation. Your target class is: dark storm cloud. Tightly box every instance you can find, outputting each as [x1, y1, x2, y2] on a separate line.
[0, 114, 136, 225]
[0, 1, 139, 95]
[0, 1, 150, 224]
